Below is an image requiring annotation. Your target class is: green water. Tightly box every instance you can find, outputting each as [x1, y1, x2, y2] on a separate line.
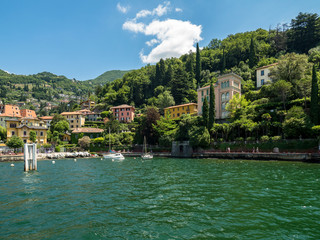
[0, 158, 319, 239]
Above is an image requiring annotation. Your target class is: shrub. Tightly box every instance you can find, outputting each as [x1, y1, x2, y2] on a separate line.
[271, 136, 282, 142]
[246, 137, 255, 141]
[55, 146, 61, 152]
[235, 137, 244, 142]
[311, 125, 320, 138]
[260, 135, 270, 142]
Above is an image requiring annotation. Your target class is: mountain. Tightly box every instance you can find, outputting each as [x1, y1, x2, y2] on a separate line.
[85, 70, 131, 86]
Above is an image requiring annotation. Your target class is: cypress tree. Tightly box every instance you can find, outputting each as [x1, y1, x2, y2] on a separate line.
[208, 83, 215, 129]
[202, 97, 209, 128]
[159, 58, 166, 85]
[164, 64, 173, 86]
[195, 43, 201, 86]
[310, 64, 319, 124]
[220, 48, 226, 73]
[249, 37, 257, 68]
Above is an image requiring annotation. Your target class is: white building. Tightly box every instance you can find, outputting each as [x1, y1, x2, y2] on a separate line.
[256, 63, 278, 88]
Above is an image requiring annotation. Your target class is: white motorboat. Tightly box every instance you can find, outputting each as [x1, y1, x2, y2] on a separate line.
[103, 127, 125, 161]
[103, 152, 125, 160]
[141, 136, 153, 160]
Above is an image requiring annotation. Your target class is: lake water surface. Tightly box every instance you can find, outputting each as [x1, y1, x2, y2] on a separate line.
[0, 158, 319, 239]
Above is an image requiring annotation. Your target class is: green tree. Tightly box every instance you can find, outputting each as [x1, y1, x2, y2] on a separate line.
[6, 136, 24, 152]
[288, 12, 320, 54]
[54, 120, 70, 133]
[78, 136, 91, 150]
[283, 106, 312, 138]
[50, 114, 67, 132]
[225, 93, 250, 120]
[195, 43, 201, 86]
[273, 80, 293, 110]
[0, 126, 6, 141]
[202, 97, 209, 128]
[270, 53, 310, 85]
[208, 83, 215, 129]
[310, 64, 319, 124]
[249, 37, 257, 68]
[29, 130, 37, 143]
[156, 90, 175, 114]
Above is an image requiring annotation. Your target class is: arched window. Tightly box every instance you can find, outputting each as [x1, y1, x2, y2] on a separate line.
[226, 92, 229, 100]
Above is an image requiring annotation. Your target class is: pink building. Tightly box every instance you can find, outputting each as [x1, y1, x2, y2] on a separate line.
[110, 104, 135, 123]
[197, 73, 242, 119]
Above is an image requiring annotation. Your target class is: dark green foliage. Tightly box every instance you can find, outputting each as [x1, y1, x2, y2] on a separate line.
[249, 37, 257, 68]
[208, 83, 215, 129]
[195, 43, 201, 86]
[6, 136, 24, 151]
[29, 130, 36, 143]
[287, 12, 320, 54]
[86, 70, 130, 86]
[170, 65, 190, 104]
[202, 97, 209, 128]
[310, 64, 319, 125]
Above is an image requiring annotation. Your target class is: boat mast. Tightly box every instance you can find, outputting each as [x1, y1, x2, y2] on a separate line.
[109, 127, 111, 151]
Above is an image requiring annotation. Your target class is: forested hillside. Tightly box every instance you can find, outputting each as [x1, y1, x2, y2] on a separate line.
[85, 70, 130, 86]
[93, 12, 320, 146]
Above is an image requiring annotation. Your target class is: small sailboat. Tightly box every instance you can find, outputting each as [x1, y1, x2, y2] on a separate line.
[103, 128, 125, 161]
[141, 136, 153, 160]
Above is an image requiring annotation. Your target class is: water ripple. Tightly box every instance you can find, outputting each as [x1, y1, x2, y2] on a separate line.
[0, 158, 320, 239]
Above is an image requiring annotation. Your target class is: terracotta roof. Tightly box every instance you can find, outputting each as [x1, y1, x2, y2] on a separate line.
[164, 103, 197, 110]
[256, 63, 278, 70]
[110, 104, 134, 109]
[61, 111, 83, 115]
[72, 127, 104, 133]
[39, 116, 54, 120]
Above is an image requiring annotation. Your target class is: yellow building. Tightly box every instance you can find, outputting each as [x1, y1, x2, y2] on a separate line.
[164, 103, 198, 120]
[6, 118, 48, 145]
[61, 111, 86, 129]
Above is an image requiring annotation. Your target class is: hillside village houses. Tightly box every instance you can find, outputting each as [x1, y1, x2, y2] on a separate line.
[3, 105, 48, 145]
[164, 103, 198, 120]
[110, 104, 135, 123]
[197, 73, 242, 119]
[60, 111, 86, 129]
[256, 63, 278, 88]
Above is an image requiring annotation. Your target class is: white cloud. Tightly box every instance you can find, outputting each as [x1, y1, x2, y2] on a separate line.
[135, 2, 170, 19]
[117, 3, 129, 14]
[140, 19, 202, 63]
[122, 2, 202, 63]
[175, 8, 182, 12]
[122, 20, 145, 33]
[146, 39, 159, 46]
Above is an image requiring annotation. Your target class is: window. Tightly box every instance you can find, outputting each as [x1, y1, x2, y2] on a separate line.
[182, 106, 184, 110]
[12, 131, 15, 136]
[222, 103, 226, 111]
[221, 93, 225, 101]
[71, 120, 74, 123]
[226, 92, 229, 100]
[261, 79, 265, 85]
[206, 89, 209, 95]
[127, 112, 129, 116]
[177, 113, 180, 117]
[121, 117, 124, 121]
[261, 70, 264, 76]
[71, 125, 74, 128]
[10, 123, 17, 128]
[121, 113, 124, 116]
[40, 131, 43, 136]
[173, 114, 175, 117]
[202, 90, 204, 96]
[24, 131, 27, 136]
[24, 140, 27, 143]
[227, 81, 229, 87]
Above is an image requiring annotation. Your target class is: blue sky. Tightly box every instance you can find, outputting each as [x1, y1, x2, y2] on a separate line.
[0, 0, 319, 80]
